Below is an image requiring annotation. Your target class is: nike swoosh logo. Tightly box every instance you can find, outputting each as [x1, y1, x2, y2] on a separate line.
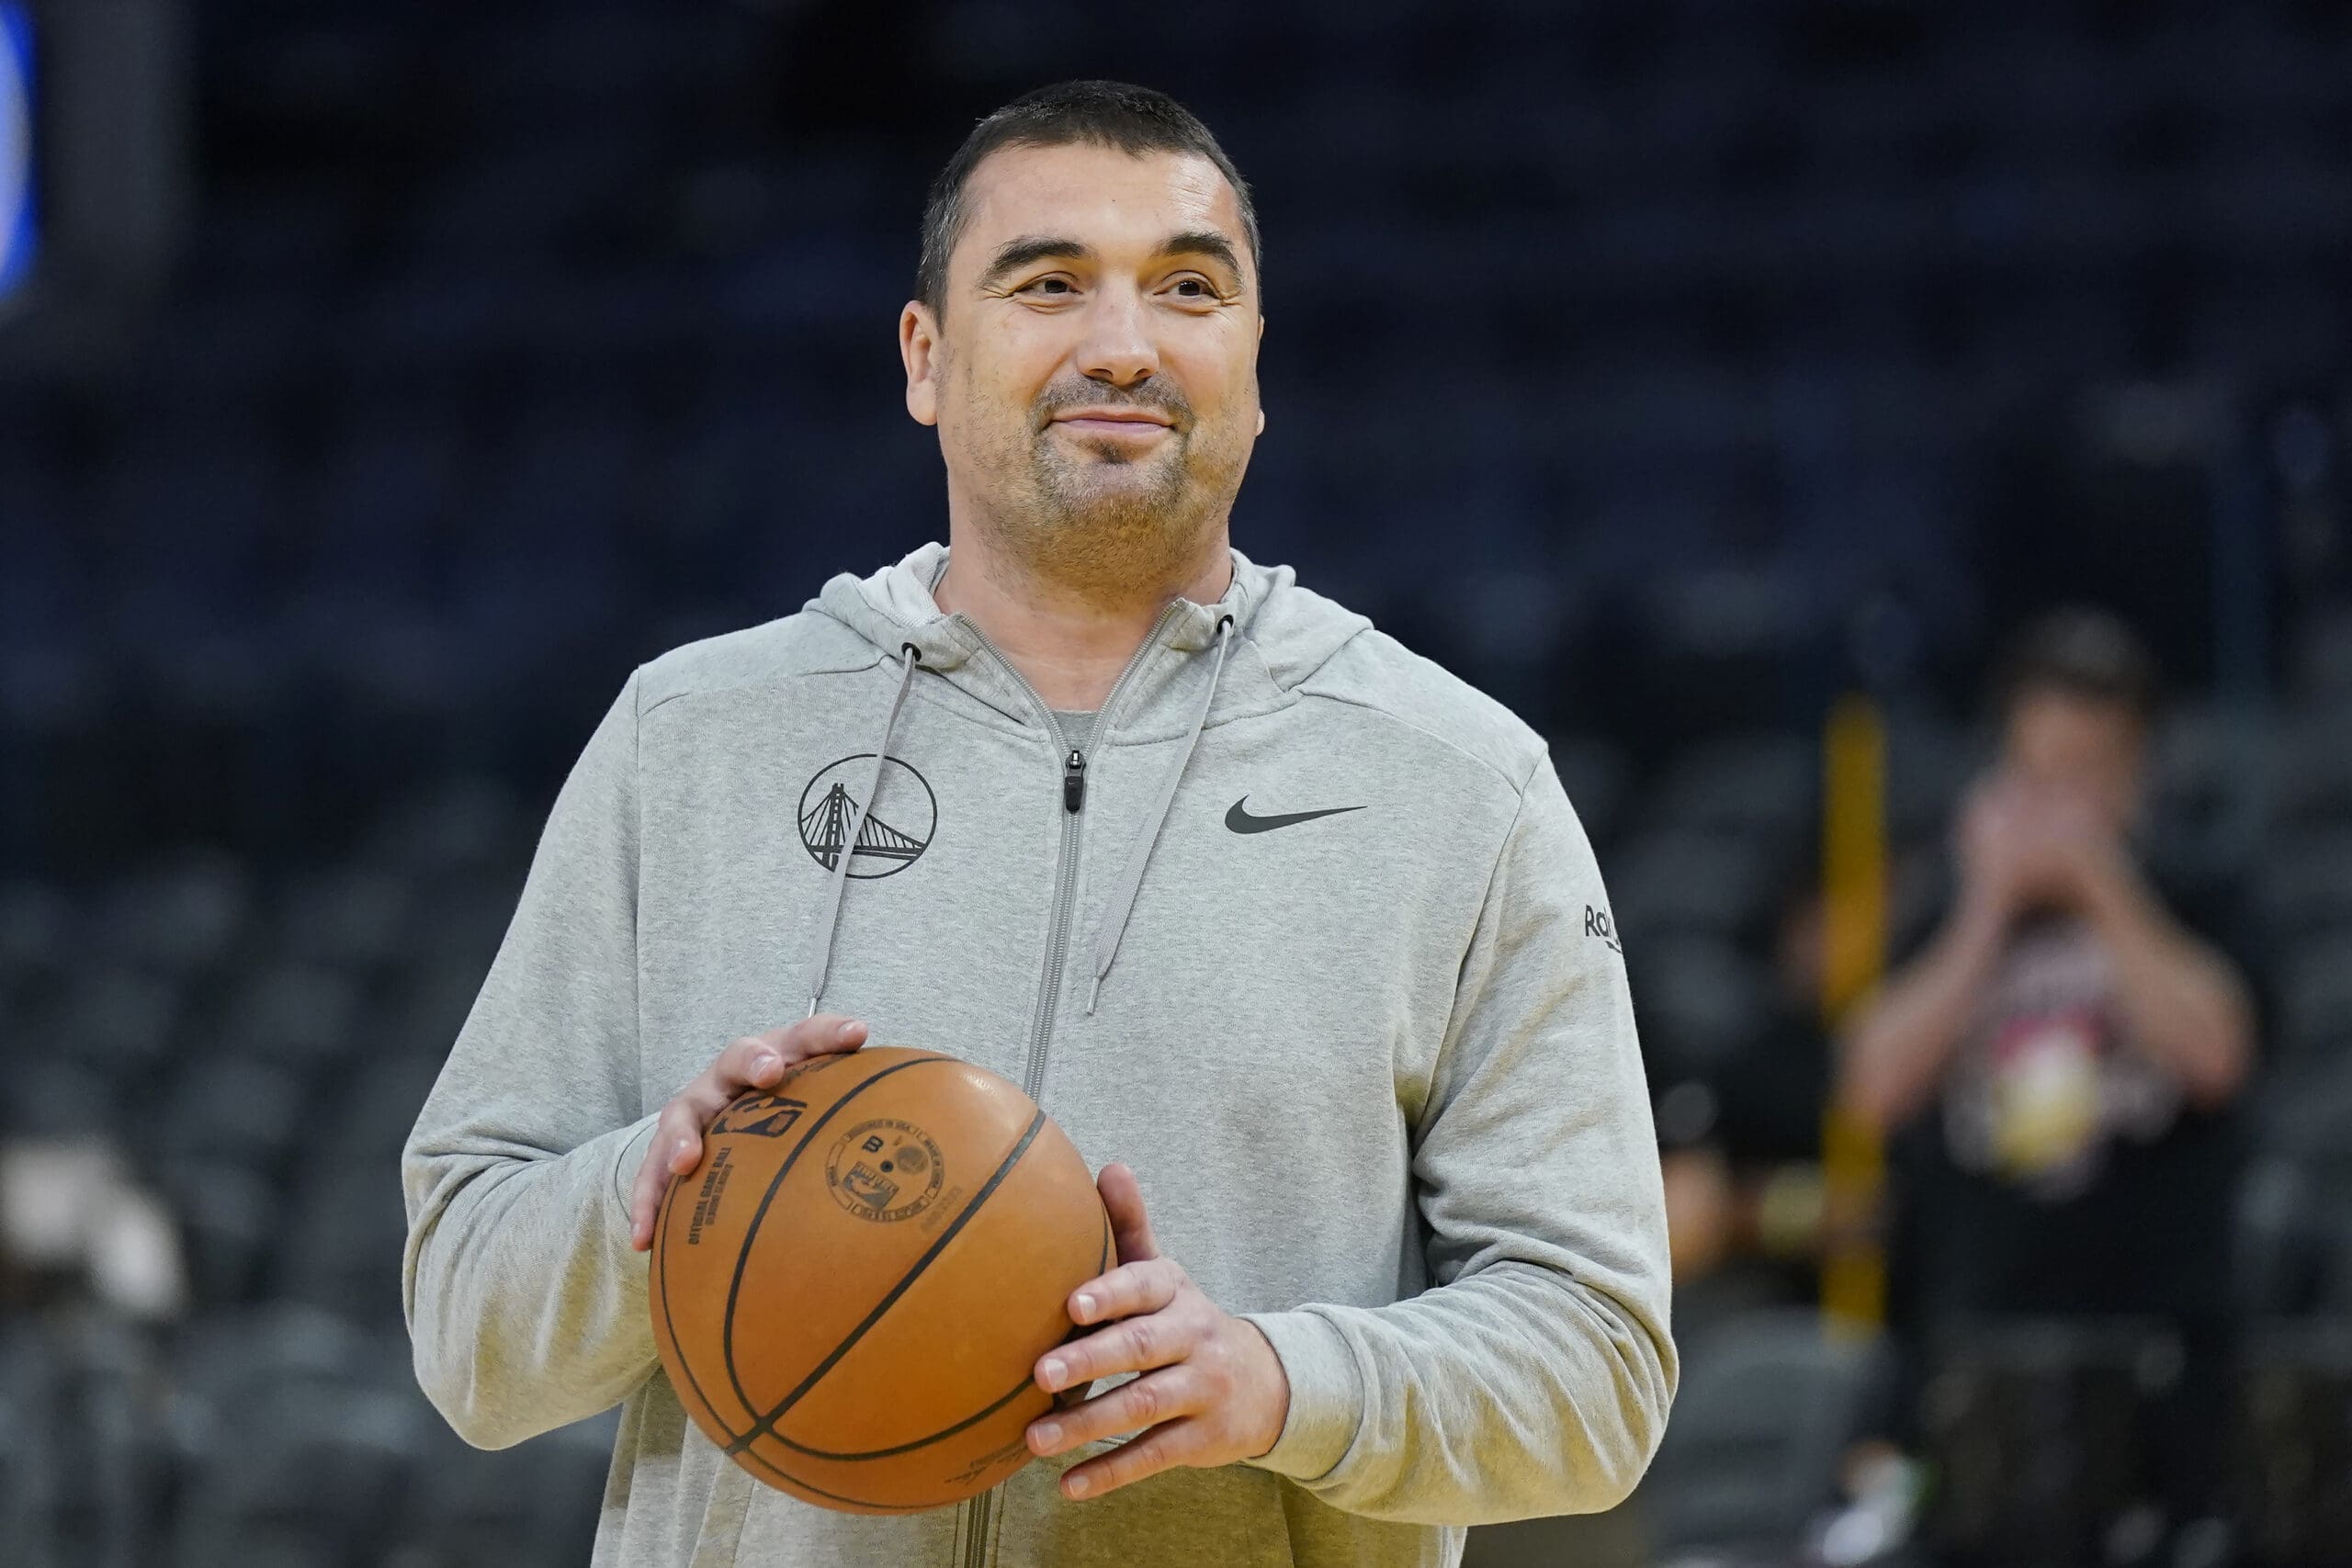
[1225, 797, 1367, 835]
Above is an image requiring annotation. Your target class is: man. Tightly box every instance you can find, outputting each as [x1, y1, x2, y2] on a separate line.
[1838, 609, 2256, 1541]
[403, 81, 1674, 1568]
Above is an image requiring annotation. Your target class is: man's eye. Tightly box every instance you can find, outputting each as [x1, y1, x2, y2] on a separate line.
[1170, 277, 1216, 299]
[1021, 277, 1076, 297]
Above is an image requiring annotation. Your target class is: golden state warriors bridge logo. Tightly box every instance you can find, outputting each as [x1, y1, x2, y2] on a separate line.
[797, 754, 937, 879]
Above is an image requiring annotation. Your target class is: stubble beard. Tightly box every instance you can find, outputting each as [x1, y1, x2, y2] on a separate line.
[1013, 428, 1211, 592]
[956, 374, 1250, 602]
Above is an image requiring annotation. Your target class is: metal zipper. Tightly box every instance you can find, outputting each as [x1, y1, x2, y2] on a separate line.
[951, 603, 1179, 1568]
[958, 603, 1179, 1101]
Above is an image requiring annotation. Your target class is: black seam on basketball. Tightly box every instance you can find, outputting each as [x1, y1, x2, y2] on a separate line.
[651, 1139, 707, 1408]
[656, 1120, 765, 1448]
[757, 1369, 1044, 1462]
[658, 1053, 944, 1443]
[716, 1055, 951, 1417]
[672, 1237, 956, 1516]
[724, 1106, 1049, 1458]
[741, 1172, 1109, 1462]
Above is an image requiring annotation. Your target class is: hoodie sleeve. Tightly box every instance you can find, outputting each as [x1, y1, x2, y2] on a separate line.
[401, 671, 664, 1450]
[1240, 750, 1678, 1524]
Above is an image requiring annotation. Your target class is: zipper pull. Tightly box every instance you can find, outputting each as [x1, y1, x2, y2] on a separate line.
[1063, 749, 1087, 813]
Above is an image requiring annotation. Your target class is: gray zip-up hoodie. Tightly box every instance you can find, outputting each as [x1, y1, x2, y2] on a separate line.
[402, 542, 1675, 1568]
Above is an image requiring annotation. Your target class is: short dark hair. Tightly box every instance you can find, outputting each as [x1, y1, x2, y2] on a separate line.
[1989, 608, 2163, 729]
[915, 80, 1261, 314]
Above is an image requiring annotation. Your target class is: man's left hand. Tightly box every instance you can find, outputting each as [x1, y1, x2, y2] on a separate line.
[1023, 1162, 1291, 1501]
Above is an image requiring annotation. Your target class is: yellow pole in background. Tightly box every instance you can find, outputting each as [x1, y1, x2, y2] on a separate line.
[1820, 694, 1888, 1335]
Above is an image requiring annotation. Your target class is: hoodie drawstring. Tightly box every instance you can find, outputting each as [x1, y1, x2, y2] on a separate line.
[803, 643, 922, 1017]
[1085, 614, 1233, 1015]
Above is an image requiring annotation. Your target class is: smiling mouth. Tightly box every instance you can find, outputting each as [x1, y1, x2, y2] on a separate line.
[1056, 423, 1172, 446]
[1051, 412, 1174, 434]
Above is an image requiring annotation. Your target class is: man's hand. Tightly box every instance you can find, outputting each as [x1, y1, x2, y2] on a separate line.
[2029, 790, 2133, 907]
[625, 1014, 868, 1250]
[1957, 775, 2040, 915]
[1023, 1162, 1291, 1501]
[1958, 774, 2119, 917]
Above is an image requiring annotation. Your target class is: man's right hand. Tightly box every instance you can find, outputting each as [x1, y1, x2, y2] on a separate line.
[1958, 773, 2118, 920]
[627, 1014, 869, 1250]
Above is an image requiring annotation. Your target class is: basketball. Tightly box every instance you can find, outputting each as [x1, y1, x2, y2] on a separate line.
[649, 1045, 1112, 1514]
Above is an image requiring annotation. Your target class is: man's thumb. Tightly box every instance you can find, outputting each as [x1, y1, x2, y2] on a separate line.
[1098, 1161, 1161, 1263]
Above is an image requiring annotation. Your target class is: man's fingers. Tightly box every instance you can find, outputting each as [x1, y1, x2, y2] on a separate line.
[776, 1013, 869, 1066]
[1058, 1417, 1204, 1501]
[628, 1132, 684, 1249]
[628, 1106, 707, 1249]
[1036, 1301, 1193, 1393]
[628, 1061, 746, 1250]
[698, 1017, 869, 1122]
[1027, 1366, 1201, 1457]
[714, 1016, 867, 1094]
[626, 1018, 869, 1254]
[1067, 1258, 1183, 1327]
[708, 1032, 789, 1092]
[1096, 1162, 1161, 1265]
[628, 1158, 662, 1251]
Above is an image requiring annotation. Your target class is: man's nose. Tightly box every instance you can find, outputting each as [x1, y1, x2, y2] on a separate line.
[1075, 288, 1159, 389]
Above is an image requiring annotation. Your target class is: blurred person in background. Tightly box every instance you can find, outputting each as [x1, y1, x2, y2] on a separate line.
[1838, 608, 2259, 1550]
[0, 1139, 185, 1321]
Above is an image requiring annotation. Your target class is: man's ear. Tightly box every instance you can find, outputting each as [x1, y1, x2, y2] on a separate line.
[901, 302, 941, 426]
[1254, 314, 1267, 435]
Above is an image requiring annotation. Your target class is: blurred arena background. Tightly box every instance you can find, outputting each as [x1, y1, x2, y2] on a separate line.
[4, 2, 2351, 1565]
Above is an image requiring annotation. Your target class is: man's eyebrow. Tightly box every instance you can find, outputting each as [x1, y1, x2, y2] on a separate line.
[977, 231, 1250, 291]
[1158, 230, 1245, 279]
[979, 235, 1092, 288]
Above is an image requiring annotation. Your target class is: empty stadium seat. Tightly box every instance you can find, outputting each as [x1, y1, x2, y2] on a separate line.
[20, 1318, 175, 1568]
[1547, 734, 1633, 852]
[269, 867, 417, 976]
[1611, 830, 1782, 946]
[273, 1159, 409, 1323]
[2236, 1323, 2352, 1564]
[2272, 715, 2352, 829]
[1917, 1318, 2186, 1567]
[164, 1159, 281, 1310]
[1647, 733, 1819, 842]
[391, 1409, 615, 1568]
[2259, 832, 2352, 957]
[2276, 942, 2352, 1068]
[28, 964, 186, 1082]
[167, 1323, 423, 1568]
[212, 962, 367, 1079]
[1628, 934, 1773, 1083]
[1636, 1309, 1892, 1553]
[154, 1058, 309, 1179]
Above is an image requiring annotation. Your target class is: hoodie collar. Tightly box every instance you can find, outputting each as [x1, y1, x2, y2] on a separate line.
[808, 541, 1365, 739]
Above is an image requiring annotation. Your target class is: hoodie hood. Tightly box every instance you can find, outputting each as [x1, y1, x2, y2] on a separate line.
[808, 541, 1371, 740]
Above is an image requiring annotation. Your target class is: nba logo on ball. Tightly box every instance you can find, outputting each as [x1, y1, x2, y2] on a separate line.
[710, 1093, 808, 1138]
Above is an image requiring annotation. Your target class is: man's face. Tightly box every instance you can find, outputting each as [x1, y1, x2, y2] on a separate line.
[900, 141, 1262, 581]
[1999, 688, 2148, 837]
